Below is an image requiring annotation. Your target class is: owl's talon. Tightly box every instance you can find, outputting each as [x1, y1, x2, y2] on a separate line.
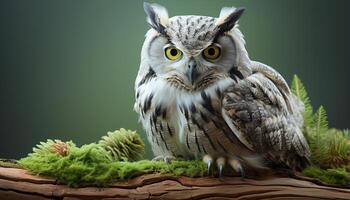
[152, 157, 160, 161]
[164, 155, 176, 163]
[239, 166, 245, 180]
[202, 155, 213, 175]
[152, 155, 176, 163]
[152, 156, 164, 161]
[207, 161, 212, 175]
[218, 165, 224, 179]
[229, 158, 245, 178]
[216, 157, 226, 179]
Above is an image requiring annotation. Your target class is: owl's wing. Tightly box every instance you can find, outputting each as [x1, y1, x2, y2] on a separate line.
[221, 62, 311, 170]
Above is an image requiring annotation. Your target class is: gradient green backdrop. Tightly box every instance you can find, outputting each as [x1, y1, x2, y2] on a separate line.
[1, 0, 349, 159]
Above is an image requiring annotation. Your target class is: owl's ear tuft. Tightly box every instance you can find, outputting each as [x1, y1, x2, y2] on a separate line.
[216, 7, 245, 34]
[143, 2, 169, 35]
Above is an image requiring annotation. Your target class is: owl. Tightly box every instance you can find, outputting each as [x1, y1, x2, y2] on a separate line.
[134, 3, 311, 176]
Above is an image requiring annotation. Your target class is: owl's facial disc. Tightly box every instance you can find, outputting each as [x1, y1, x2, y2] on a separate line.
[147, 33, 238, 91]
[144, 5, 245, 91]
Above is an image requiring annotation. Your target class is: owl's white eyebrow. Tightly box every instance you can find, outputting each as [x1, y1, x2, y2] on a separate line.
[211, 43, 222, 48]
[163, 43, 175, 49]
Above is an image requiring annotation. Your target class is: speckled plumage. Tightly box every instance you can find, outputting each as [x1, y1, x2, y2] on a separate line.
[135, 3, 310, 174]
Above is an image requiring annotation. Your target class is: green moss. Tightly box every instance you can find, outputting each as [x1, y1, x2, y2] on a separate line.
[20, 152, 206, 187]
[19, 134, 206, 187]
[0, 160, 21, 168]
[302, 166, 350, 186]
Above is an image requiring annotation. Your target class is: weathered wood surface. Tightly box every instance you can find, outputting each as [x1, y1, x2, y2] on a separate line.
[0, 167, 349, 200]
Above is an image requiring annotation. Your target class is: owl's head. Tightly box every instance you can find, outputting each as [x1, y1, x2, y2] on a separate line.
[138, 2, 252, 91]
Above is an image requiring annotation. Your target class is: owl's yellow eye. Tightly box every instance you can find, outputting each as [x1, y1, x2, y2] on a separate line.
[203, 45, 221, 60]
[165, 47, 182, 60]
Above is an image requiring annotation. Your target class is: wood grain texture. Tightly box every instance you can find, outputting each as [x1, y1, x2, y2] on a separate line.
[0, 167, 349, 200]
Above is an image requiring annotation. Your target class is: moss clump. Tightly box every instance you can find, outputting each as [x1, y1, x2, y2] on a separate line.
[292, 75, 350, 185]
[19, 143, 206, 187]
[99, 128, 144, 161]
[302, 166, 350, 186]
[0, 159, 21, 168]
[19, 130, 206, 187]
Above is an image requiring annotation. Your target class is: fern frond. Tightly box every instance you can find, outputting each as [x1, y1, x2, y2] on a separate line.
[313, 106, 328, 159]
[314, 106, 328, 132]
[342, 129, 350, 140]
[308, 129, 329, 166]
[307, 106, 329, 166]
[291, 75, 314, 128]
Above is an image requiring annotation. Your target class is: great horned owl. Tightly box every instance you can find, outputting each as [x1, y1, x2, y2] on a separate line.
[134, 3, 310, 176]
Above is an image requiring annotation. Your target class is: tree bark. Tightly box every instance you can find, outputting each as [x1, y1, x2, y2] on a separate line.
[0, 167, 349, 200]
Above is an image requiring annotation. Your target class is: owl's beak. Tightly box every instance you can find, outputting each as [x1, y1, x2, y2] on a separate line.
[186, 59, 198, 85]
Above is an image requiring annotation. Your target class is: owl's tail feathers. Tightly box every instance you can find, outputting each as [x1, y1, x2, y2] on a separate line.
[241, 155, 269, 170]
[284, 154, 311, 172]
[266, 152, 311, 172]
[296, 155, 312, 171]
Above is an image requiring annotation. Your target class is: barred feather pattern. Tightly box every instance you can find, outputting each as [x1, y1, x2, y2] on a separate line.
[222, 69, 311, 170]
[135, 63, 310, 170]
[135, 72, 252, 159]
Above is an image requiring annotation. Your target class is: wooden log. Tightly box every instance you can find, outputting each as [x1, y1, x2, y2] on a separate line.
[0, 167, 349, 200]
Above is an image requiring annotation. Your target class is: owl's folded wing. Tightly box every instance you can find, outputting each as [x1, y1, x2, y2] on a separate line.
[221, 63, 311, 169]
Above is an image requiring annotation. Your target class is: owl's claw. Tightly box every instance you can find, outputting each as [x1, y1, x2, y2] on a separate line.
[202, 155, 213, 175]
[164, 156, 176, 163]
[152, 155, 177, 163]
[203, 155, 227, 178]
[203, 155, 245, 179]
[216, 157, 226, 179]
[218, 165, 223, 179]
[229, 158, 245, 178]
[207, 161, 212, 175]
[152, 155, 164, 161]
[239, 167, 245, 179]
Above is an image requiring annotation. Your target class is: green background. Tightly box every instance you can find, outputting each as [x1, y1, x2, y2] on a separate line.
[0, 0, 349, 159]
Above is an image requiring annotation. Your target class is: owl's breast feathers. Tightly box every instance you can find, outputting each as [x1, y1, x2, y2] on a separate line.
[135, 62, 311, 170]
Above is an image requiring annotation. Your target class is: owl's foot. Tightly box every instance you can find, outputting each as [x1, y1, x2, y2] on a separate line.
[228, 158, 245, 179]
[202, 155, 213, 175]
[202, 155, 245, 178]
[152, 155, 177, 163]
[217, 157, 225, 178]
[202, 155, 226, 178]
